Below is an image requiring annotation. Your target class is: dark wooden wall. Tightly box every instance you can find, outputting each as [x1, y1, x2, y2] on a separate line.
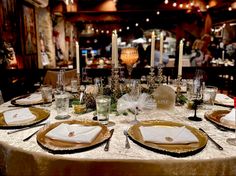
[0, 0, 38, 69]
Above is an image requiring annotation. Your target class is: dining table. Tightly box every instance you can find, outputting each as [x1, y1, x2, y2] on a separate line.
[0, 95, 236, 176]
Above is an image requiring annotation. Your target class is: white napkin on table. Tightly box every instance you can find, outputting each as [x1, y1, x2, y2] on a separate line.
[220, 109, 235, 125]
[15, 93, 42, 104]
[215, 94, 234, 106]
[3, 108, 36, 125]
[46, 123, 102, 144]
[139, 126, 199, 144]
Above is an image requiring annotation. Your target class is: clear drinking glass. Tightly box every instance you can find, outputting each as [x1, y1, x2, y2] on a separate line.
[71, 78, 78, 93]
[40, 85, 53, 107]
[55, 93, 70, 120]
[96, 95, 111, 125]
[203, 86, 218, 108]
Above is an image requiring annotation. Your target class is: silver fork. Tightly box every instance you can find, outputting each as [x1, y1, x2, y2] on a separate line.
[123, 130, 130, 149]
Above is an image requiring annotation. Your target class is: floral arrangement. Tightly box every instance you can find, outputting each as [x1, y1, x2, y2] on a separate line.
[0, 42, 15, 65]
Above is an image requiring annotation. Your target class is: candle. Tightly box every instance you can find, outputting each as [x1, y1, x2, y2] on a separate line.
[76, 41, 80, 74]
[159, 32, 163, 64]
[178, 40, 183, 76]
[222, 50, 225, 61]
[150, 31, 155, 67]
[112, 30, 118, 68]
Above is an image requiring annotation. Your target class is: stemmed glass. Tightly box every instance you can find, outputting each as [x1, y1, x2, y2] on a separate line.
[120, 47, 139, 79]
[127, 79, 141, 124]
[187, 79, 203, 121]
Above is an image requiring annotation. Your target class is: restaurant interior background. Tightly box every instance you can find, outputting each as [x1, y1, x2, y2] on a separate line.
[0, 0, 235, 101]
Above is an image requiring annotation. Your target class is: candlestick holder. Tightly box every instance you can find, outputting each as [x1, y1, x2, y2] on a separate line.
[77, 73, 81, 91]
[157, 63, 164, 85]
[148, 66, 156, 92]
[111, 64, 115, 89]
[175, 75, 182, 106]
[112, 67, 120, 100]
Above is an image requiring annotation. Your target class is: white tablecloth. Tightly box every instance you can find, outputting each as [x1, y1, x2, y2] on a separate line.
[0, 101, 236, 176]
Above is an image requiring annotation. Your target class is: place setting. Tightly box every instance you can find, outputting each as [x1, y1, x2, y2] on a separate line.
[0, 107, 50, 129]
[10, 85, 53, 107]
[125, 120, 208, 157]
[36, 120, 112, 154]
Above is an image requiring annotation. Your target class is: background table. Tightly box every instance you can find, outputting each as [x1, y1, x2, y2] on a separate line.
[0, 101, 236, 176]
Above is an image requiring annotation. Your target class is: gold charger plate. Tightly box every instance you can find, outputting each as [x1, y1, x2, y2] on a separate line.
[11, 93, 52, 107]
[0, 107, 50, 129]
[127, 120, 208, 157]
[37, 120, 111, 154]
[204, 109, 234, 130]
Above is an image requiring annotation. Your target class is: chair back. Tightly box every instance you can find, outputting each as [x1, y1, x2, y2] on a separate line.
[43, 69, 77, 88]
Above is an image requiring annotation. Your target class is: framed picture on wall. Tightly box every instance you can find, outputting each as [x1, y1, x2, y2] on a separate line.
[22, 4, 37, 55]
[215, 26, 223, 38]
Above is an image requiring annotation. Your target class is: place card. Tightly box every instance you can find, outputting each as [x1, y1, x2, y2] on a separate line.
[152, 85, 176, 109]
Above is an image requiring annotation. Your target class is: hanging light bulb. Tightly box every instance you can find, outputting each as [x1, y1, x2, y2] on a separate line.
[164, 0, 168, 4]
[173, 2, 177, 7]
[135, 23, 139, 27]
[179, 3, 183, 8]
[228, 7, 232, 11]
[156, 11, 160, 15]
[146, 18, 150, 22]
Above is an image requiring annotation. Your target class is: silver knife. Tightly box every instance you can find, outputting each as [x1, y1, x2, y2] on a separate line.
[104, 129, 114, 151]
[199, 128, 223, 150]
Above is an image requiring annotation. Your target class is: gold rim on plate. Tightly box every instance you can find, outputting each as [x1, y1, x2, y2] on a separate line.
[37, 120, 111, 154]
[204, 109, 234, 130]
[127, 120, 208, 157]
[11, 93, 52, 107]
[0, 107, 50, 129]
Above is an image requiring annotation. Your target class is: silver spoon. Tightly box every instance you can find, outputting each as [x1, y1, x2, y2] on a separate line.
[124, 130, 130, 149]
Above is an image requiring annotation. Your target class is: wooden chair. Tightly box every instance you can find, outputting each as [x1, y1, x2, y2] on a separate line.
[43, 69, 77, 88]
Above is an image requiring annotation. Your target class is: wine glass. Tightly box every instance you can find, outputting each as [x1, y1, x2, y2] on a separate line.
[127, 79, 141, 124]
[120, 47, 139, 79]
[187, 79, 203, 121]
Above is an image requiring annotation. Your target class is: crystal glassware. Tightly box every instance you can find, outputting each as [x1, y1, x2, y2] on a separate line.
[187, 78, 203, 121]
[120, 47, 139, 79]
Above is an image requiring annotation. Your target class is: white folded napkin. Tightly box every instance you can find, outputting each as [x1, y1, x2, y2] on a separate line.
[46, 123, 102, 144]
[16, 93, 42, 104]
[215, 94, 234, 106]
[139, 126, 199, 144]
[220, 109, 235, 125]
[3, 108, 36, 125]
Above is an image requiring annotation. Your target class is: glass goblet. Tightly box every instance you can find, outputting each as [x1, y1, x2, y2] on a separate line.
[120, 47, 139, 79]
[127, 79, 141, 124]
[187, 79, 203, 121]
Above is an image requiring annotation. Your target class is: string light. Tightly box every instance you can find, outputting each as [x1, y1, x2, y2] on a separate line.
[86, 1, 235, 36]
